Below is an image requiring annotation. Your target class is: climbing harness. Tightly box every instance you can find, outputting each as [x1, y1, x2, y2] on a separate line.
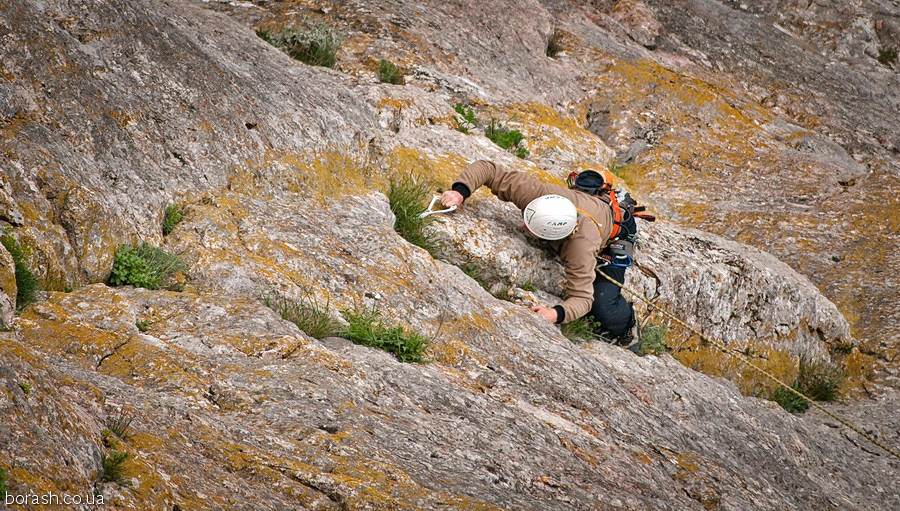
[595, 269, 900, 461]
[418, 196, 457, 218]
[569, 170, 655, 269]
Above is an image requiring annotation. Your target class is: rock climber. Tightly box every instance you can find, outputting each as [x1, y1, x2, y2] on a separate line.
[439, 160, 641, 347]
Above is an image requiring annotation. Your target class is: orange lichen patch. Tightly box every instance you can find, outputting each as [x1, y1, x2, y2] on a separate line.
[384, 146, 468, 187]
[672, 341, 798, 396]
[106, 109, 135, 128]
[18, 317, 132, 370]
[289, 344, 355, 373]
[632, 451, 654, 466]
[5, 467, 87, 499]
[229, 146, 378, 201]
[672, 452, 702, 479]
[427, 337, 483, 366]
[96, 338, 210, 395]
[329, 452, 505, 510]
[558, 435, 599, 466]
[837, 351, 876, 397]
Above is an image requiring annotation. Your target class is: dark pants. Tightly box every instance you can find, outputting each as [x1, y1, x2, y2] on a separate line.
[588, 214, 637, 337]
[589, 264, 634, 337]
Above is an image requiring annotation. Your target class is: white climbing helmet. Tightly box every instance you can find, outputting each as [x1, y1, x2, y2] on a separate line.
[523, 194, 578, 240]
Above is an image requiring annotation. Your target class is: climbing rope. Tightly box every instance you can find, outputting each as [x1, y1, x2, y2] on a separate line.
[597, 270, 900, 461]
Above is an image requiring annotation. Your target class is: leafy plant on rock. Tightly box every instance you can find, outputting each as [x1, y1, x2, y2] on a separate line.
[98, 451, 130, 486]
[637, 323, 668, 356]
[453, 104, 477, 134]
[378, 59, 404, 84]
[256, 18, 344, 68]
[561, 317, 597, 344]
[109, 243, 186, 290]
[485, 118, 529, 159]
[341, 306, 429, 363]
[162, 204, 184, 235]
[767, 357, 843, 413]
[1, 232, 39, 312]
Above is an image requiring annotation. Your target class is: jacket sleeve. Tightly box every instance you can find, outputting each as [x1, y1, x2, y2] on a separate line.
[453, 160, 553, 209]
[555, 230, 599, 323]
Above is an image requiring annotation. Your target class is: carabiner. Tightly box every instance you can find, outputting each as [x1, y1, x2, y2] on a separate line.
[418, 196, 457, 218]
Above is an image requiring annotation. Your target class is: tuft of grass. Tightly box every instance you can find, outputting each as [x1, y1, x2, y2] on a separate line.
[17, 382, 31, 394]
[768, 357, 843, 413]
[521, 279, 537, 292]
[98, 451, 130, 486]
[162, 204, 184, 235]
[637, 323, 668, 356]
[877, 47, 897, 66]
[795, 358, 843, 402]
[453, 104, 477, 134]
[341, 306, 429, 363]
[387, 174, 440, 256]
[561, 317, 597, 344]
[463, 265, 489, 290]
[1, 232, 40, 312]
[106, 412, 133, 441]
[608, 162, 630, 178]
[0, 467, 7, 499]
[256, 19, 344, 68]
[109, 243, 186, 290]
[378, 59, 404, 84]
[546, 29, 565, 58]
[830, 341, 856, 355]
[768, 385, 809, 413]
[485, 119, 529, 159]
[263, 291, 343, 339]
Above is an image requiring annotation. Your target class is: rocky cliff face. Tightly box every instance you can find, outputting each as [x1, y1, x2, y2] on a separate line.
[1, 0, 897, 509]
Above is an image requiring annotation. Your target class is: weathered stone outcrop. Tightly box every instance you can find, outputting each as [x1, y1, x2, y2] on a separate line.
[1, 0, 898, 508]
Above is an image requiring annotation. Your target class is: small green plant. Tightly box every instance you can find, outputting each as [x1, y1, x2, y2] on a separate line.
[546, 29, 565, 58]
[135, 320, 149, 332]
[263, 291, 342, 339]
[98, 451, 130, 485]
[387, 174, 440, 256]
[341, 306, 429, 363]
[106, 412, 133, 441]
[768, 385, 809, 413]
[767, 357, 843, 413]
[795, 358, 843, 402]
[453, 104, 477, 134]
[17, 382, 31, 394]
[485, 119, 529, 159]
[877, 47, 897, 66]
[463, 265, 489, 290]
[521, 279, 537, 292]
[637, 323, 668, 356]
[162, 204, 184, 235]
[561, 317, 597, 344]
[608, 162, 630, 178]
[1, 232, 40, 312]
[0, 467, 8, 499]
[256, 19, 344, 68]
[831, 341, 857, 355]
[378, 59, 404, 84]
[109, 243, 186, 290]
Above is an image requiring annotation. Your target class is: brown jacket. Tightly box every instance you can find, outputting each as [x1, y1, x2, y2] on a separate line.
[453, 160, 614, 323]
